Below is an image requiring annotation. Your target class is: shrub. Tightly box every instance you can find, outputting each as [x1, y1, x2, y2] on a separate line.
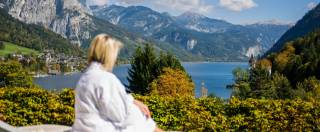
[0, 61, 34, 88]
[0, 88, 319, 131]
[295, 77, 320, 100]
[0, 87, 74, 126]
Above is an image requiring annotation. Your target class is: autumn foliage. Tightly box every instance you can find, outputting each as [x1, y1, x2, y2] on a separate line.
[150, 68, 194, 97]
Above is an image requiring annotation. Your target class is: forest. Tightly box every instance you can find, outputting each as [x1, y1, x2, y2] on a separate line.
[232, 29, 320, 100]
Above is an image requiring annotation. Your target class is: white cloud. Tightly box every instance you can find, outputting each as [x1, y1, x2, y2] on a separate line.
[307, 2, 317, 10]
[219, 0, 257, 12]
[153, 0, 214, 14]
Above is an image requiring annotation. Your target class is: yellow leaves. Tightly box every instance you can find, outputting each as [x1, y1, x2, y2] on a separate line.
[273, 43, 296, 72]
[150, 68, 195, 97]
[1, 87, 320, 130]
[0, 87, 74, 126]
[256, 59, 272, 70]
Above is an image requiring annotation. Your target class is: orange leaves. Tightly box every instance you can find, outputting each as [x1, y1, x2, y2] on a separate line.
[150, 68, 195, 97]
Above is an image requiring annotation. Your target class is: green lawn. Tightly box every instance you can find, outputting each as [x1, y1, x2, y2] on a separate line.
[0, 42, 39, 56]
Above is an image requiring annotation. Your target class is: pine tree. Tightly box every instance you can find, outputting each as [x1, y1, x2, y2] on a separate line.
[156, 51, 185, 76]
[127, 44, 157, 95]
[128, 44, 190, 95]
[0, 41, 4, 50]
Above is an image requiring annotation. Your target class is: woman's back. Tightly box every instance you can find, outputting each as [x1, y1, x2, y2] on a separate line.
[72, 34, 160, 132]
[72, 62, 156, 132]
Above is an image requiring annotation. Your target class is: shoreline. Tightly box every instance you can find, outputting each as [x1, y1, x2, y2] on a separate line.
[33, 72, 79, 78]
[119, 61, 248, 65]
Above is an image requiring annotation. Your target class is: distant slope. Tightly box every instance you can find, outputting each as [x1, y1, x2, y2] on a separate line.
[268, 3, 320, 54]
[244, 23, 291, 52]
[0, 9, 82, 55]
[0, 42, 39, 56]
[265, 29, 320, 85]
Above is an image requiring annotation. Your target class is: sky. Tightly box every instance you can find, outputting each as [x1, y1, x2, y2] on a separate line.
[86, 0, 320, 25]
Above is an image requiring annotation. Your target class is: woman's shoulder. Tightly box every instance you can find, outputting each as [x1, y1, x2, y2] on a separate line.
[84, 62, 118, 79]
[83, 68, 117, 82]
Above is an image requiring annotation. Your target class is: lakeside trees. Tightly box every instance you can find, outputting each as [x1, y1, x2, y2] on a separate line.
[127, 44, 192, 95]
[231, 30, 320, 100]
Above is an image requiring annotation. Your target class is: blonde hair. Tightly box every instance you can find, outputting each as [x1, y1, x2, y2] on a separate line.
[88, 34, 123, 72]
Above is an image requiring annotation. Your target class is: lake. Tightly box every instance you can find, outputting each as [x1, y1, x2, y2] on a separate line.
[34, 62, 248, 98]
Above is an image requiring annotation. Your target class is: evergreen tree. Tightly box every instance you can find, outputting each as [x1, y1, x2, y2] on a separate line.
[127, 45, 189, 95]
[127, 44, 157, 95]
[0, 41, 4, 50]
[156, 51, 185, 76]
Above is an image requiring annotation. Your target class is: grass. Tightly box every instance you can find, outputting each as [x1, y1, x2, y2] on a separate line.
[0, 42, 39, 56]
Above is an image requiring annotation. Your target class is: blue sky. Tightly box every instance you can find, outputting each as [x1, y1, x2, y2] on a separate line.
[89, 0, 320, 24]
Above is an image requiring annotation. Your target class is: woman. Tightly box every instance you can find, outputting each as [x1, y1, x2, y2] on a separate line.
[72, 34, 162, 132]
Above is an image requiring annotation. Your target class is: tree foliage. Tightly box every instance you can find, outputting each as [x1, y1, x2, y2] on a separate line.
[1, 87, 320, 131]
[0, 41, 4, 50]
[233, 29, 320, 100]
[127, 44, 188, 95]
[127, 44, 158, 95]
[150, 68, 194, 97]
[295, 77, 320, 100]
[0, 61, 33, 88]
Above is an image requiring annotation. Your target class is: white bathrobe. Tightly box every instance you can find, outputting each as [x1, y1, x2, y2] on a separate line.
[72, 62, 156, 132]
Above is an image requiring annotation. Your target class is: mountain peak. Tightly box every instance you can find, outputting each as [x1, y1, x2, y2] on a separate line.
[179, 11, 205, 19]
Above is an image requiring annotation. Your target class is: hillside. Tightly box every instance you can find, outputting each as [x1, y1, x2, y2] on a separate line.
[0, 8, 82, 55]
[268, 3, 320, 53]
[267, 29, 320, 85]
[0, 42, 39, 56]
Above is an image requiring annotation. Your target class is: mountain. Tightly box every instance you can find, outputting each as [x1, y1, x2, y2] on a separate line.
[0, 0, 200, 61]
[243, 23, 291, 53]
[268, 3, 320, 53]
[0, 8, 82, 55]
[0, 0, 291, 61]
[93, 5, 290, 61]
[175, 11, 233, 33]
[0, 0, 139, 49]
[93, 5, 175, 37]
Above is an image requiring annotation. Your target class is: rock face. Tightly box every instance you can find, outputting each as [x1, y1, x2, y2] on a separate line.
[94, 5, 175, 37]
[2, 0, 92, 46]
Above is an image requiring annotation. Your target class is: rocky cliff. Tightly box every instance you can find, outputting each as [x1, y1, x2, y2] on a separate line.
[1, 0, 92, 46]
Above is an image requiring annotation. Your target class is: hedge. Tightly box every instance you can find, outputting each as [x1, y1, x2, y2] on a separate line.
[0, 87, 319, 131]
